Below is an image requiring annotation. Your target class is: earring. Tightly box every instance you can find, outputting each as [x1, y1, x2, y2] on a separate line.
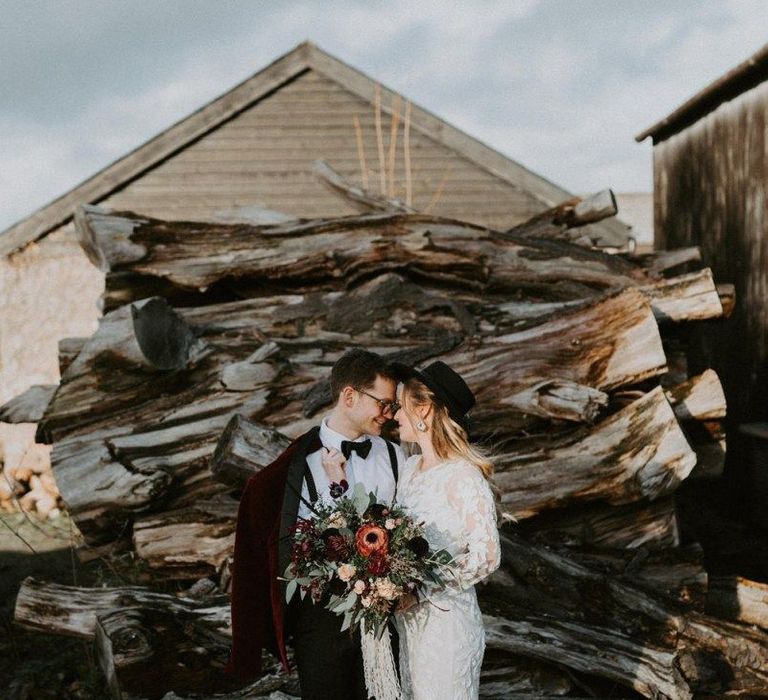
[416, 420, 427, 432]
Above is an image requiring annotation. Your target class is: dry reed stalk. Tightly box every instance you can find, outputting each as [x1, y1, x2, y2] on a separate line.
[374, 84, 386, 195]
[424, 170, 452, 213]
[404, 100, 413, 207]
[353, 115, 369, 190]
[387, 95, 402, 198]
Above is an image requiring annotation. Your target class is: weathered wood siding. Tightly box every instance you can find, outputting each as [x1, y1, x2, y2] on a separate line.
[653, 79, 768, 512]
[103, 69, 542, 227]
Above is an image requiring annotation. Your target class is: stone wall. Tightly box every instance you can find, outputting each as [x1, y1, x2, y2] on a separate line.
[0, 225, 102, 512]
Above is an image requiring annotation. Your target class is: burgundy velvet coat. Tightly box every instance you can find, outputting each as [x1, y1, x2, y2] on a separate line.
[224, 426, 321, 680]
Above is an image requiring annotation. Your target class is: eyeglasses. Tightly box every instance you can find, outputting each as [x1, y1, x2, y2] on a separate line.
[355, 388, 401, 416]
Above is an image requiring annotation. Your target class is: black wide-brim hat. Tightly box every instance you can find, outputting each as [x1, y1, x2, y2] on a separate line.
[390, 360, 476, 433]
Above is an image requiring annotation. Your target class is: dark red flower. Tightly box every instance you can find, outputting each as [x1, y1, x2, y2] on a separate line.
[367, 552, 390, 576]
[407, 536, 429, 558]
[324, 534, 352, 562]
[364, 503, 390, 520]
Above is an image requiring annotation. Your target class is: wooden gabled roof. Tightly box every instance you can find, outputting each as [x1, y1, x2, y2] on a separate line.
[1, 41, 630, 257]
[636, 42, 768, 144]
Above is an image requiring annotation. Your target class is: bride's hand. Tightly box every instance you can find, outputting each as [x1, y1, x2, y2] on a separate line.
[321, 447, 347, 484]
[396, 593, 418, 612]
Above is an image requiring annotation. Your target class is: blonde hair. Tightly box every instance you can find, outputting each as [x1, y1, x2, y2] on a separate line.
[401, 377, 493, 479]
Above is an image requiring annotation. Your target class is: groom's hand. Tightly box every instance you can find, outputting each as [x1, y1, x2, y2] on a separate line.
[321, 447, 347, 484]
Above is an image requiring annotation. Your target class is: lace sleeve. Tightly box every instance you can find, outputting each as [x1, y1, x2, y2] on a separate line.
[444, 465, 501, 590]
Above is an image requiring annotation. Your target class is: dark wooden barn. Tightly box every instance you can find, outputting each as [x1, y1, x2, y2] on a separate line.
[636, 42, 768, 529]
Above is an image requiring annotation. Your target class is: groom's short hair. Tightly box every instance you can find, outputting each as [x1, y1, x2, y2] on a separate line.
[330, 349, 395, 400]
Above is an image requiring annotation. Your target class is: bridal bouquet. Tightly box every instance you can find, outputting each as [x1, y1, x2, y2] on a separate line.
[283, 482, 454, 638]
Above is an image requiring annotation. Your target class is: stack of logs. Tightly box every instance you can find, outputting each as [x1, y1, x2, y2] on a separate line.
[6, 172, 768, 699]
[0, 438, 60, 518]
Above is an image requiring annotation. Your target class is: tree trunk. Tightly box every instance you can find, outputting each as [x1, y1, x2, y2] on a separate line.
[495, 386, 696, 519]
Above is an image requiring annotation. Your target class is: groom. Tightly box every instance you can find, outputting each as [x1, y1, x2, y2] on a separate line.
[225, 348, 405, 700]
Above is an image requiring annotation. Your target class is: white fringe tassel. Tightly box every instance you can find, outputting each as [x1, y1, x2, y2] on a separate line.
[360, 619, 401, 700]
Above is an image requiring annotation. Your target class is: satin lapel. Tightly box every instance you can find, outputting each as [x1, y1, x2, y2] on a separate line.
[277, 425, 321, 582]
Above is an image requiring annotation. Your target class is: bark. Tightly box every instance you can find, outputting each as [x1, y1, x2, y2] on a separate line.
[567, 543, 707, 610]
[640, 269, 723, 323]
[94, 603, 241, 700]
[506, 190, 618, 237]
[495, 386, 696, 519]
[480, 532, 768, 699]
[13, 576, 229, 639]
[628, 246, 702, 275]
[75, 205, 648, 311]
[517, 496, 680, 550]
[666, 369, 726, 422]
[210, 414, 292, 490]
[132, 495, 238, 578]
[706, 575, 768, 630]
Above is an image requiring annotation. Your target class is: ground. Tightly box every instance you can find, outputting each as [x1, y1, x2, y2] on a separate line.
[1, 511, 109, 699]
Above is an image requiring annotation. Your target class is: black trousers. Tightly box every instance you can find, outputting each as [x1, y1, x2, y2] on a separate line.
[290, 595, 400, 700]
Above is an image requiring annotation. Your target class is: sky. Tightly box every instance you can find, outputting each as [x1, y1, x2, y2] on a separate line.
[2, 0, 768, 234]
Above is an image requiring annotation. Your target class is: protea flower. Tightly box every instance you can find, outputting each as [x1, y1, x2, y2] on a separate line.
[356, 524, 389, 556]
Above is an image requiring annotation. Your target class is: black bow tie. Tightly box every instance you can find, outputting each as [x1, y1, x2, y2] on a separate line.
[341, 439, 372, 460]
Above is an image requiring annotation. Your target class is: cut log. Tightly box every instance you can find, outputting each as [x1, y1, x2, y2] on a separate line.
[58, 337, 88, 375]
[481, 532, 768, 699]
[641, 269, 723, 322]
[35, 285, 677, 543]
[479, 651, 573, 696]
[519, 497, 680, 550]
[313, 159, 413, 213]
[506, 189, 618, 238]
[132, 496, 238, 578]
[0, 384, 57, 423]
[75, 206, 647, 311]
[717, 282, 736, 317]
[210, 415, 292, 490]
[567, 544, 707, 609]
[482, 613, 690, 700]
[444, 289, 667, 434]
[632, 246, 702, 275]
[494, 386, 696, 519]
[687, 421, 726, 480]
[50, 387, 270, 543]
[666, 369, 726, 421]
[571, 189, 619, 226]
[95, 604, 239, 699]
[130, 296, 209, 370]
[706, 575, 768, 630]
[13, 576, 229, 638]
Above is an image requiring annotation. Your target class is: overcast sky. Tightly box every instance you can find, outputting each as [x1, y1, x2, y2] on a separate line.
[2, 0, 767, 233]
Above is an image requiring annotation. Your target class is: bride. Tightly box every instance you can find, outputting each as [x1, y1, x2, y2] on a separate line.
[391, 360, 500, 700]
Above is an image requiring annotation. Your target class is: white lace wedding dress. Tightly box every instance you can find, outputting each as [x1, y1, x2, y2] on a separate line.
[394, 455, 501, 700]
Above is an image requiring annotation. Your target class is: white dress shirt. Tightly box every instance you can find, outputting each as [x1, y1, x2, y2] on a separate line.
[296, 418, 404, 521]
